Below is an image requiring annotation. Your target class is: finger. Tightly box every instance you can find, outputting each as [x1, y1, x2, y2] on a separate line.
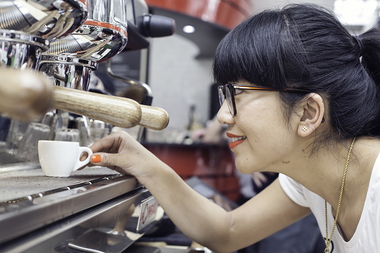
[80, 152, 89, 161]
[90, 132, 123, 153]
[91, 152, 123, 169]
[253, 177, 263, 188]
[257, 173, 268, 183]
[90, 152, 133, 175]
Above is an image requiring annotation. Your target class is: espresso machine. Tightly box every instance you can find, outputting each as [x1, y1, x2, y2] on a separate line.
[0, 1, 175, 252]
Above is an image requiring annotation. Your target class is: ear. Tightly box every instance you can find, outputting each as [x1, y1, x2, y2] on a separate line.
[298, 93, 325, 137]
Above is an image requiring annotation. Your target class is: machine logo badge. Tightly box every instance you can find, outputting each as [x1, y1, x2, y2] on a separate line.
[137, 196, 159, 231]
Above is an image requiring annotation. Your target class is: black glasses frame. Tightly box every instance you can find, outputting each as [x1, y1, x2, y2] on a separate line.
[218, 84, 311, 116]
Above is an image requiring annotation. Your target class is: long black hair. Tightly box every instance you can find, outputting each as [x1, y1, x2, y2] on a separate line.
[213, 4, 380, 139]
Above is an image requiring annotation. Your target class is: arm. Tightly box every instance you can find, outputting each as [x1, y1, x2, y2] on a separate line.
[0, 69, 53, 120]
[89, 131, 311, 252]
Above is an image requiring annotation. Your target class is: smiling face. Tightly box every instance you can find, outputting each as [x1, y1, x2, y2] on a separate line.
[217, 81, 302, 175]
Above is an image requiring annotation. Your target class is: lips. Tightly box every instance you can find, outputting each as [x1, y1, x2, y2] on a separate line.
[226, 133, 246, 149]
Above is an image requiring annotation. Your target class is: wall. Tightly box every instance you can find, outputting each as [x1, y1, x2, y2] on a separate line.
[148, 34, 214, 132]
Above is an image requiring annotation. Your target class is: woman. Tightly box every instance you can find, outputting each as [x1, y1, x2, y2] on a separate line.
[89, 4, 380, 252]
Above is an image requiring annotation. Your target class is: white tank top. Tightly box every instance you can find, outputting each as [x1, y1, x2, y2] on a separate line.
[279, 153, 380, 253]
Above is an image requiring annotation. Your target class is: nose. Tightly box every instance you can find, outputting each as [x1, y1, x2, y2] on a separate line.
[217, 101, 234, 125]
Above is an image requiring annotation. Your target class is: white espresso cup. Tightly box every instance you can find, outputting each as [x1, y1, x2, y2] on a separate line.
[38, 140, 93, 177]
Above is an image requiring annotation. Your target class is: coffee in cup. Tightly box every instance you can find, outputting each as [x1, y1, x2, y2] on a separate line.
[38, 140, 93, 177]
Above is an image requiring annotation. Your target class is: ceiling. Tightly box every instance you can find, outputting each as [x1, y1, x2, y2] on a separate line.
[148, 0, 376, 58]
[151, 0, 334, 59]
[250, 0, 335, 14]
[251, 0, 378, 32]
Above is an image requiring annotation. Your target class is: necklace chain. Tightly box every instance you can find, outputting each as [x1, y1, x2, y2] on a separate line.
[324, 137, 356, 253]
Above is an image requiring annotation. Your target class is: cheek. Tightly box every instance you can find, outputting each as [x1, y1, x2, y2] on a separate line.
[238, 99, 293, 161]
[239, 99, 282, 138]
[234, 94, 300, 173]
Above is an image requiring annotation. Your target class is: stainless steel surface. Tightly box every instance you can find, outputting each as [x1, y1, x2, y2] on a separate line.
[0, 166, 120, 201]
[0, 162, 40, 173]
[68, 229, 136, 253]
[87, 0, 128, 31]
[0, 29, 48, 69]
[45, 24, 128, 63]
[0, 167, 138, 244]
[0, 0, 88, 40]
[45, 0, 128, 63]
[0, 186, 148, 253]
[39, 54, 97, 91]
[0, 1, 31, 31]
[106, 59, 152, 104]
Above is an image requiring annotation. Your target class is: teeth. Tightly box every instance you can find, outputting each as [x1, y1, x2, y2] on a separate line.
[231, 136, 246, 142]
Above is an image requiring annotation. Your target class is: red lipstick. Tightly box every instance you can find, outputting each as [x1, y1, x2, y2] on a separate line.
[226, 133, 246, 149]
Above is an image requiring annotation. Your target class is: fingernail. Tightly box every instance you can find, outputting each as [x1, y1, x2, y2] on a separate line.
[92, 155, 101, 163]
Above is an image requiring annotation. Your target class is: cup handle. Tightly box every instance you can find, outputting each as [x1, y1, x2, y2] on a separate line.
[74, 147, 93, 172]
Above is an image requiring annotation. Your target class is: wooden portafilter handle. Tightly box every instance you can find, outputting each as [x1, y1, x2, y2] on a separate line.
[52, 86, 169, 130]
[140, 104, 169, 130]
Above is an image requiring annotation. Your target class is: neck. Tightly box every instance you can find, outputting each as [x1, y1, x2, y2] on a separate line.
[275, 136, 380, 241]
[280, 137, 378, 210]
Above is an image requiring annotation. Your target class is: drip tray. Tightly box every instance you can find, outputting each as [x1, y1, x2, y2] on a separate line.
[0, 167, 138, 244]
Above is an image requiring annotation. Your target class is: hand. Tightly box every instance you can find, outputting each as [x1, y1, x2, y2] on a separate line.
[191, 118, 227, 145]
[89, 131, 165, 183]
[251, 172, 268, 188]
[191, 128, 206, 142]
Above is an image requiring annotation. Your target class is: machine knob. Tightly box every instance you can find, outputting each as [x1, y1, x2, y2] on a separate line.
[138, 14, 175, 38]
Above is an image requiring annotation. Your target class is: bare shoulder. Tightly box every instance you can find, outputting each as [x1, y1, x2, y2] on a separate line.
[354, 137, 380, 173]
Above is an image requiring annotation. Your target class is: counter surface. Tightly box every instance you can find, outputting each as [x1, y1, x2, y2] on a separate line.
[0, 166, 139, 245]
[0, 166, 119, 202]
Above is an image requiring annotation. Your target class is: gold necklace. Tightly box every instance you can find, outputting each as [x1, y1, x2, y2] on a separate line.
[324, 137, 356, 253]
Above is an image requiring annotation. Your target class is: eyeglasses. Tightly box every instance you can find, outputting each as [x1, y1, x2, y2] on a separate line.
[218, 84, 311, 116]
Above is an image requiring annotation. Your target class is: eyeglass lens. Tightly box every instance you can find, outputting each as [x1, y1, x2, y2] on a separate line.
[218, 85, 235, 115]
[218, 86, 225, 106]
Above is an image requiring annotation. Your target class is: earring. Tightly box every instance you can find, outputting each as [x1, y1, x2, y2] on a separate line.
[302, 126, 308, 132]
